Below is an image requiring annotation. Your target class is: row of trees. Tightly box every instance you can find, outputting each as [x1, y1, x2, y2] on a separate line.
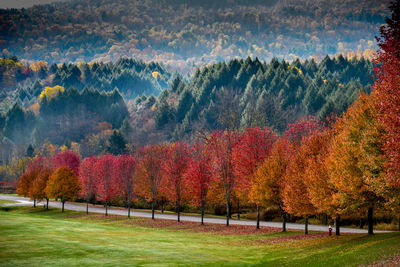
[16, 103, 399, 235]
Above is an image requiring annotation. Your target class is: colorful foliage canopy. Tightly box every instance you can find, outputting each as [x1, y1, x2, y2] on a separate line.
[232, 127, 277, 203]
[53, 150, 81, 176]
[45, 166, 81, 202]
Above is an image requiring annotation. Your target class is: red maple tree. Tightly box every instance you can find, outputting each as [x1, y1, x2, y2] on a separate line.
[79, 156, 98, 214]
[232, 126, 277, 228]
[53, 150, 81, 176]
[184, 142, 212, 225]
[114, 154, 139, 218]
[94, 154, 119, 216]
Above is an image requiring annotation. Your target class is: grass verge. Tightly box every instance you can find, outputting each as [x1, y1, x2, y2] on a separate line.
[1, 206, 400, 266]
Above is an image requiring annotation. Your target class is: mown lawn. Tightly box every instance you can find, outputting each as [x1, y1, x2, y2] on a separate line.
[0, 206, 399, 266]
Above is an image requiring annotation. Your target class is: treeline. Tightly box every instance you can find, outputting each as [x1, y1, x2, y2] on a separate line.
[15, 98, 400, 234]
[0, 0, 387, 70]
[0, 57, 171, 113]
[151, 55, 373, 139]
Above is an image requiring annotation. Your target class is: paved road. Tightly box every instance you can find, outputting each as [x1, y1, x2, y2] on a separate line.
[0, 195, 392, 234]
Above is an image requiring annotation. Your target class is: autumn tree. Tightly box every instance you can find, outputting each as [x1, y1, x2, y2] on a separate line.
[161, 142, 190, 222]
[114, 154, 139, 218]
[184, 142, 212, 225]
[374, 0, 400, 229]
[328, 93, 386, 235]
[251, 138, 291, 232]
[232, 127, 277, 228]
[94, 154, 119, 216]
[136, 145, 166, 219]
[17, 156, 50, 207]
[281, 117, 323, 234]
[79, 156, 98, 214]
[45, 166, 81, 212]
[301, 128, 342, 235]
[206, 130, 241, 226]
[30, 167, 53, 210]
[53, 150, 81, 176]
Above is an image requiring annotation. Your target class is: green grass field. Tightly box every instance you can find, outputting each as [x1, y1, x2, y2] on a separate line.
[0, 206, 399, 266]
[0, 199, 18, 204]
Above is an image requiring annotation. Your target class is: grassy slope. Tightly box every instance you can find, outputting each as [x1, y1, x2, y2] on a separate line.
[0, 206, 399, 267]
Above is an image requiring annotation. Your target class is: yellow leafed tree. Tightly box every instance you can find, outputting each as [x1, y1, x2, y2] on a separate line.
[38, 85, 65, 101]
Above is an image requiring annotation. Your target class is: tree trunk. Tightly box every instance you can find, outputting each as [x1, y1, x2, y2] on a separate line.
[128, 201, 131, 218]
[305, 215, 309, 235]
[226, 201, 230, 226]
[86, 199, 89, 214]
[335, 214, 340, 236]
[368, 207, 374, 235]
[201, 200, 205, 225]
[151, 199, 155, 220]
[256, 204, 260, 229]
[161, 203, 164, 214]
[360, 218, 364, 229]
[398, 217, 400, 232]
[177, 200, 180, 222]
[237, 199, 240, 220]
[46, 198, 49, 210]
[33, 199, 36, 207]
[323, 213, 328, 225]
[282, 212, 287, 232]
[62, 201, 65, 212]
[105, 201, 108, 216]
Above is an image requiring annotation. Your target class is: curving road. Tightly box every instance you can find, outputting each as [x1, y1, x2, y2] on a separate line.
[0, 194, 392, 234]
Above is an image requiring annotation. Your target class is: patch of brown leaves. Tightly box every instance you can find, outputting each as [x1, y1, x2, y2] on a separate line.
[124, 218, 280, 235]
[366, 254, 400, 267]
[257, 233, 328, 244]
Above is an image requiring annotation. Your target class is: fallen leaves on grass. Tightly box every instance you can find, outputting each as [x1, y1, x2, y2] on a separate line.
[366, 254, 400, 267]
[256, 233, 328, 244]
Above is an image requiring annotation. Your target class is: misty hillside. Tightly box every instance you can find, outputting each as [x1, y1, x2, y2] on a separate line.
[0, 0, 389, 72]
[0, 55, 373, 159]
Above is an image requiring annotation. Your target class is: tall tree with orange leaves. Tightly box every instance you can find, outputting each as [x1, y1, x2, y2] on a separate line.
[301, 128, 343, 235]
[328, 92, 386, 235]
[17, 156, 51, 207]
[251, 138, 292, 232]
[45, 166, 81, 212]
[281, 117, 323, 234]
[232, 127, 277, 228]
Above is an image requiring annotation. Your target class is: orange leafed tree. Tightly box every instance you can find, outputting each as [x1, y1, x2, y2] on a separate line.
[45, 166, 81, 212]
[17, 156, 51, 207]
[328, 92, 386, 235]
[301, 128, 342, 234]
[29, 167, 53, 210]
[251, 138, 292, 231]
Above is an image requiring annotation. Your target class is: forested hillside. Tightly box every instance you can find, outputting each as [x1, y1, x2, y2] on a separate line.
[0, 0, 389, 72]
[0, 57, 171, 113]
[0, 55, 373, 164]
[147, 55, 373, 142]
